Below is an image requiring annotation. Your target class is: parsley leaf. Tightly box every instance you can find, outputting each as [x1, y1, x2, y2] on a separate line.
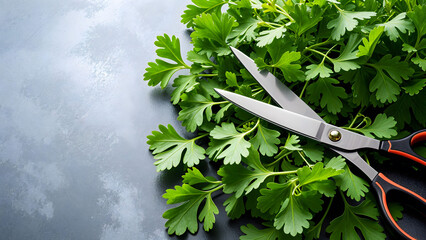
[297, 162, 344, 186]
[171, 75, 198, 104]
[144, 34, 189, 88]
[218, 147, 272, 197]
[357, 26, 384, 58]
[358, 113, 397, 138]
[407, 5, 426, 39]
[330, 34, 362, 72]
[327, 9, 376, 40]
[305, 62, 333, 80]
[257, 27, 287, 47]
[335, 165, 369, 201]
[369, 54, 414, 103]
[178, 93, 217, 132]
[274, 190, 321, 236]
[163, 185, 219, 234]
[224, 194, 245, 219]
[287, 4, 323, 36]
[181, 0, 227, 28]
[306, 78, 348, 114]
[191, 12, 235, 55]
[326, 195, 386, 240]
[412, 56, 426, 71]
[378, 13, 414, 42]
[240, 224, 297, 240]
[147, 124, 205, 171]
[207, 122, 251, 164]
[251, 122, 281, 157]
[270, 51, 305, 82]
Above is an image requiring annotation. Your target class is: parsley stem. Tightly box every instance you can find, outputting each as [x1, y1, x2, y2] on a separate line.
[332, 3, 343, 12]
[244, 119, 260, 135]
[270, 170, 298, 176]
[207, 184, 224, 193]
[268, 151, 293, 166]
[298, 151, 313, 168]
[274, 3, 294, 21]
[212, 101, 229, 105]
[299, 80, 309, 99]
[196, 73, 218, 77]
[303, 40, 332, 53]
[193, 133, 209, 141]
[348, 108, 363, 128]
[306, 48, 332, 62]
[316, 197, 334, 226]
[339, 189, 349, 206]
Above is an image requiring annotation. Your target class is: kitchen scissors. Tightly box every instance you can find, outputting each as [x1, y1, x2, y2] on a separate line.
[215, 47, 426, 240]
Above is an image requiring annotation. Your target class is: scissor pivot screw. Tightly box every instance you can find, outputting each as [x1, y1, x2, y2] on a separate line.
[328, 130, 341, 142]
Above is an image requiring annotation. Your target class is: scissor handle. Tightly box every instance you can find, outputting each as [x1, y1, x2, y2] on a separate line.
[380, 129, 426, 166]
[372, 173, 426, 240]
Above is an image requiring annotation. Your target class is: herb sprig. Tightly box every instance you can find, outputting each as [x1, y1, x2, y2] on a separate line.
[144, 0, 425, 239]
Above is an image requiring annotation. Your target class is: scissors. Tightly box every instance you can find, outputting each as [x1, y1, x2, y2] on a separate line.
[215, 47, 426, 240]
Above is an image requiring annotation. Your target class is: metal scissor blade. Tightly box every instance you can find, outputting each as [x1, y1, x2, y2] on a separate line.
[230, 47, 322, 121]
[216, 88, 379, 181]
[215, 88, 324, 141]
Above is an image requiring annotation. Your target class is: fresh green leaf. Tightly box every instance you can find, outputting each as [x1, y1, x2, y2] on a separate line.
[378, 13, 414, 42]
[369, 54, 414, 103]
[402, 43, 417, 53]
[330, 34, 362, 72]
[335, 165, 369, 201]
[256, 27, 287, 47]
[229, 17, 260, 42]
[199, 194, 219, 231]
[144, 34, 188, 88]
[251, 123, 281, 156]
[207, 122, 251, 164]
[412, 56, 426, 71]
[326, 196, 386, 240]
[183, 167, 219, 185]
[306, 78, 348, 114]
[407, 5, 426, 38]
[240, 224, 295, 240]
[357, 26, 384, 58]
[327, 10, 376, 40]
[284, 135, 302, 151]
[163, 184, 219, 234]
[218, 147, 271, 197]
[271, 51, 305, 82]
[178, 93, 217, 132]
[182, 0, 227, 27]
[224, 194, 245, 219]
[403, 78, 426, 96]
[191, 12, 236, 55]
[287, 4, 323, 36]
[258, 182, 293, 215]
[147, 124, 205, 171]
[172, 75, 198, 104]
[388, 202, 404, 221]
[302, 142, 325, 162]
[358, 113, 397, 138]
[226, 71, 239, 87]
[305, 62, 333, 80]
[274, 191, 315, 236]
[297, 162, 344, 186]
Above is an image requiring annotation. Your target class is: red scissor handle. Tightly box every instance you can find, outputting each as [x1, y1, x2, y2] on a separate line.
[380, 129, 426, 166]
[372, 173, 426, 240]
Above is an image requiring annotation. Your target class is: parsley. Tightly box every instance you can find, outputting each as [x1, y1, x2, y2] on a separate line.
[144, 0, 426, 239]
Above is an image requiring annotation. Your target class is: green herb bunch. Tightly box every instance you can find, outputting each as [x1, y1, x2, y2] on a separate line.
[144, 0, 425, 239]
